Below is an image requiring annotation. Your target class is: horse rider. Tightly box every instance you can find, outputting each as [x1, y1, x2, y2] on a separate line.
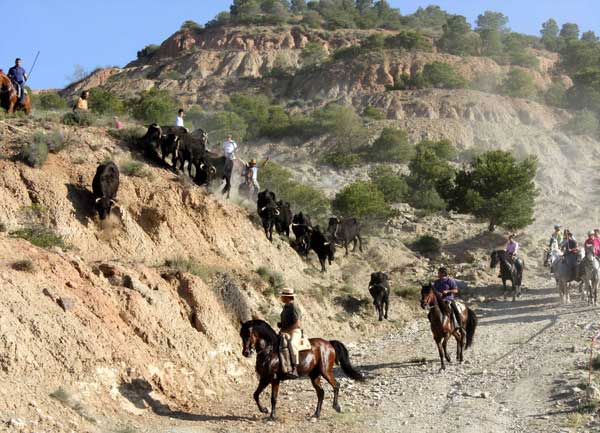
[549, 224, 563, 250]
[7, 58, 27, 104]
[595, 229, 600, 257]
[505, 233, 523, 274]
[73, 90, 90, 112]
[433, 267, 463, 332]
[584, 230, 600, 257]
[277, 287, 302, 379]
[223, 134, 238, 161]
[562, 230, 579, 281]
[241, 157, 269, 195]
[175, 108, 185, 127]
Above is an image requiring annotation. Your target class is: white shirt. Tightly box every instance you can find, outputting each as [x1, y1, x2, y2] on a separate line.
[223, 139, 237, 155]
[175, 115, 184, 127]
[250, 166, 258, 181]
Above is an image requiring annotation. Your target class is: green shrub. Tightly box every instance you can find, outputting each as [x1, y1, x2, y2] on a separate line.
[300, 42, 327, 68]
[22, 131, 49, 168]
[332, 45, 364, 61]
[422, 62, 467, 89]
[88, 87, 125, 115]
[471, 73, 501, 93]
[412, 235, 442, 256]
[369, 166, 410, 203]
[120, 160, 153, 179]
[363, 33, 386, 50]
[260, 105, 292, 138]
[181, 20, 203, 31]
[108, 127, 146, 145]
[394, 285, 420, 300]
[500, 69, 538, 99]
[320, 151, 362, 168]
[137, 44, 160, 60]
[544, 81, 567, 107]
[46, 130, 71, 153]
[261, 162, 330, 220]
[319, 104, 368, 150]
[409, 188, 447, 212]
[61, 111, 95, 126]
[10, 225, 66, 249]
[256, 266, 285, 296]
[332, 181, 394, 223]
[164, 70, 184, 80]
[562, 110, 599, 137]
[129, 88, 177, 125]
[368, 128, 414, 162]
[226, 93, 270, 139]
[385, 30, 432, 51]
[204, 111, 248, 145]
[363, 106, 386, 120]
[39, 93, 67, 111]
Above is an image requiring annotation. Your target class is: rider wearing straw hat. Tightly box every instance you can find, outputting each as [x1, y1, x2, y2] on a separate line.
[277, 287, 302, 379]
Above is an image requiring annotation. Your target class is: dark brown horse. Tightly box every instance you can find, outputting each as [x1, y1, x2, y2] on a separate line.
[0, 72, 31, 115]
[240, 320, 364, 420]
[420, 284, 478, 370]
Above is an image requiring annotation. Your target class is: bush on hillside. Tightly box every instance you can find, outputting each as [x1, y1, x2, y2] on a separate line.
[181, 20, 203, 31]
[129, 88, 177, 125]
[409, 188, 446, 212]
[412, 234, 442, 256]
[88, 87, 125, 115]
[61, 111, 95, 126]
[10, 225, 66, 249]
[320, 151, 362, 169]
[544, 81, 567, 108]
[421, 62, 467, 89]
[21, 131, 49, 168]
[437, 15, 481, 56]
[500, 69, 538, 99]
[561, 110, 600, 137]
[300, 42, 327, 68]
[120, 160, 154, 179]
[332, 181, 394, 224]
[108, 126, 146, 145]
[384, 30, 433, 51]
[369, 166, 410, 204]
[368, 128, 414, 162]
[363, 106, 386, 120]
[137, 44, 160, 60]
[226, 93, 270, 139]
[319, 104, 368, 150]
[39, 93, 67, 111]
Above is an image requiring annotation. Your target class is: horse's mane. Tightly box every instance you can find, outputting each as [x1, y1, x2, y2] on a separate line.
[242, 319, 278, 343]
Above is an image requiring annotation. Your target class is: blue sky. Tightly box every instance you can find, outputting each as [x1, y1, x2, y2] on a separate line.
[2, 0, 599, 89]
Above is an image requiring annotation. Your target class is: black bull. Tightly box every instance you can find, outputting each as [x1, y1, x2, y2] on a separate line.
[92, 161, 120, 220]
[195, 152, 234, 198]
[327, 217, 363, 256]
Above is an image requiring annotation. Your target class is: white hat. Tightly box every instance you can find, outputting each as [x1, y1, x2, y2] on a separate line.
[279, 287, 295, 297]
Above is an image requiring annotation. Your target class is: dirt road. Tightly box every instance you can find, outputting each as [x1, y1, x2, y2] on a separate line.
[125, 277, 600, 433]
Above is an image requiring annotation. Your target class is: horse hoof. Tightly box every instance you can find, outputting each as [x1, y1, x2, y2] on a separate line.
[260, 408, 269, 414]
[333, 403, 342, 413]
[311, 415, 320, 421]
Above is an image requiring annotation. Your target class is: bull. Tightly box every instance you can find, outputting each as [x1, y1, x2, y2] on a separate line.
[291, 212, 312, 256]
[194, 151, 234, 198]
[368, 272, 390, 321]
[327, 217, 363, 256]
[309, 225, 335, 273]
[275, 200, 292, 237]
[177, 128, 208, 177]
[257, 190, 279, 242]
[92, 161, 120, 220]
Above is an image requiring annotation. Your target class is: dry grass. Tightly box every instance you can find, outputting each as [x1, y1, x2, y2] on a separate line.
[11, 259, 34, 272]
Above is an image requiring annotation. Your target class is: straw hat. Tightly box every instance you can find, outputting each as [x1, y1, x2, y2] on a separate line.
[279, 287, 295, 298]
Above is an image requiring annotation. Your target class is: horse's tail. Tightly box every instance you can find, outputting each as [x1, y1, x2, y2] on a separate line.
[465, 308, 478, 349]
[330, 340, 365, 381]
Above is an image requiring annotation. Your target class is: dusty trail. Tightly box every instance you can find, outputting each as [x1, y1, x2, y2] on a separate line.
[131, 275, 600, 433]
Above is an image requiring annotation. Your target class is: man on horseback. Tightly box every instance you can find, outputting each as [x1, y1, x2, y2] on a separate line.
[549, 224, 563, 250]
[277, 287, 302, 379]
[240, 157, 269, 196]
[7, 58, 27, 104]
[563, 230, 579, 281]
[584, 231, 600, 257]
[433, 267, 463, 332]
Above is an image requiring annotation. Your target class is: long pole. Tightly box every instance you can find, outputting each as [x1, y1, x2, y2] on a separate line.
[27, 51, 41, 81]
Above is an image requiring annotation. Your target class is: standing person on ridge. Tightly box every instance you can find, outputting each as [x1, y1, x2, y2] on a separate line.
[175, 108, 185, 127]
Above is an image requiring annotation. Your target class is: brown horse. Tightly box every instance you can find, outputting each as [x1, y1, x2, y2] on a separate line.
[240, 319, 364, 420]
[0, 72, 31, 115]
[420, 284, 478, 370]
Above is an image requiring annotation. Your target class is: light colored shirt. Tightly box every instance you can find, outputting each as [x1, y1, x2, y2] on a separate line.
[223, 139, 237, 156]
[175, 115, 184, 127]
[506, 240, 519, 255]
[74, 98, 88, 111]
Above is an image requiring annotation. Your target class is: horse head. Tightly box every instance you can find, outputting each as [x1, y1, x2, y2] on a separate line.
[239, 319, 277, 358]
[490, 250, 500, 269]
[420, 283, 437, 309]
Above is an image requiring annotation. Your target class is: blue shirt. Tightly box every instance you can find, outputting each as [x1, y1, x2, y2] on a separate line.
[433, 277, 458, 301]
[8, 66, 26, 83]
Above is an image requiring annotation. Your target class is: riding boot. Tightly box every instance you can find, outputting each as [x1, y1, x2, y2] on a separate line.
[286, 343, 299, 379]
[451, 302, 465, 333]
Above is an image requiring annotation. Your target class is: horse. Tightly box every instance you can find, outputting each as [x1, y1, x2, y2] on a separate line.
[368, 272, 390, 321]
[581, 246, 600, 306]
[420, 285, 477, 370]
[0, 72, 31, 115]
[490, 250, 524, 301]
[240, 320, 364, 420]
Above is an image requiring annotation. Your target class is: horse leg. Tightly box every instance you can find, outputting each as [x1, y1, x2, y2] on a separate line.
[321, 369, 341, 413]
[435, 336, 445, 370]
[253, 377, 270, 414]
[502, 280, 507, 299]
[309, 372, 325, 419]
[269, 380, 280, 420]
[442, 334, 451, 363]
[384, 297, 389, 319]
[511, 280, 516, 302]
[352, 237, 358, 252]
[344, 241, 349, 257]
